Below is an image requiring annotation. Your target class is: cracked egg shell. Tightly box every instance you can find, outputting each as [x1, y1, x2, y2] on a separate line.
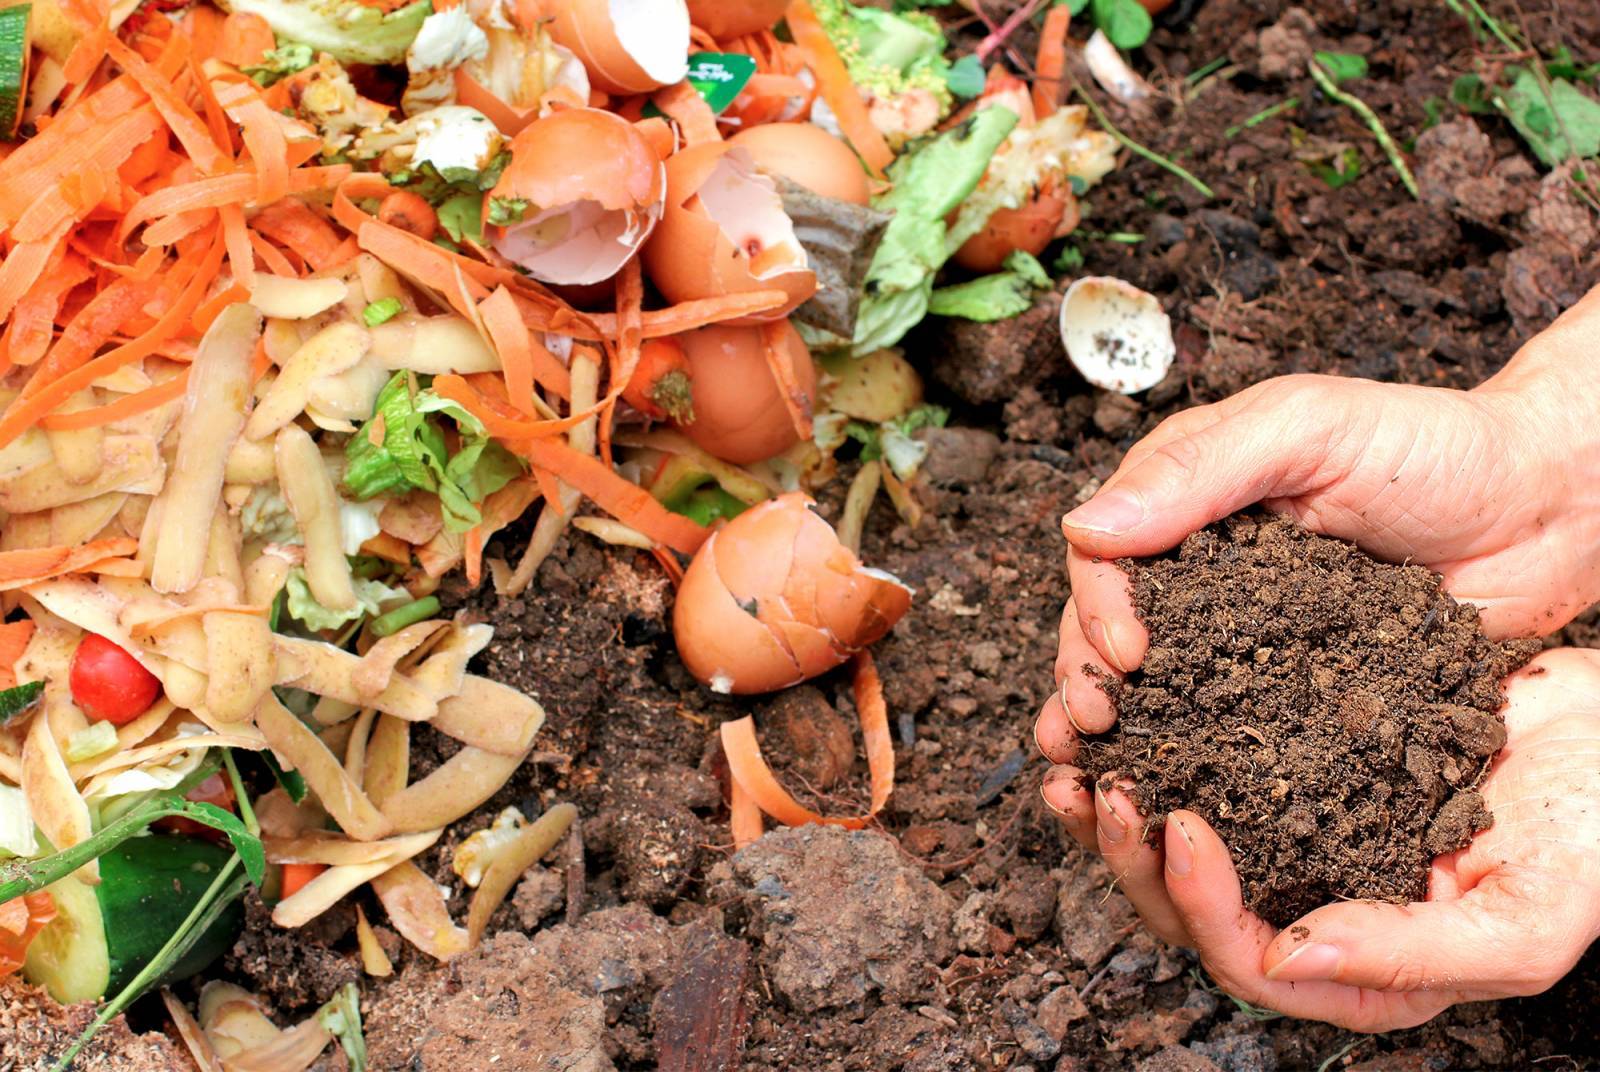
[641, 142, 817, 323]
[673, 492, 912, 694]
[686, 0, 788, 40]
[729, 122, 871, 206]
[486, 107, 666, 286]
[674, 319, 816, 465]
[546, 0, 690, 95]
[1059, 276, 1175, 394]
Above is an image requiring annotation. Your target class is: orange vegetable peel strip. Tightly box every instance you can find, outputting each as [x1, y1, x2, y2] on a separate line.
[0, 893, 57, 977]
[0, 621, 36, 690]
[784, 0, 892, 178]
[760, 319, 814, 441]
[729, 777, 764, 849]
[720, 650, 894, 830]
[480, 286, 570, 406]
[1032, 2, 1071, 118]
[0, 537, 141, 590]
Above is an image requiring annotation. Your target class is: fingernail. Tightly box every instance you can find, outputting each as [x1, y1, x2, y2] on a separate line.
[1040, 766, 1076, 816]
[1059, 679, 1089, 734]
[1064, 489, 1147, 537]
[1094, 786, 1127, 844]
[1167, 817, 1196, 877]
[1097, 620, 1131, 673]
[1039, 781, 1069, 817]
[1265, 943, 1344, 983]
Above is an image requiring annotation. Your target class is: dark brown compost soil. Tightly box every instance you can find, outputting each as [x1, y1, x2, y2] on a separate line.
[1078, 514, 1543, 927]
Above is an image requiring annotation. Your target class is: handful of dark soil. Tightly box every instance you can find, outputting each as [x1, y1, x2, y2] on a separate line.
[1079, 514, 1542, 927]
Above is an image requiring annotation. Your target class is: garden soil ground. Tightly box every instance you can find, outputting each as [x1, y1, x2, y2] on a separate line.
[9, 0, 1600, 1069]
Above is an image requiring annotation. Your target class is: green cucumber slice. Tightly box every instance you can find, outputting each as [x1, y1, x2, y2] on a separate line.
[0, 4, 30, 139]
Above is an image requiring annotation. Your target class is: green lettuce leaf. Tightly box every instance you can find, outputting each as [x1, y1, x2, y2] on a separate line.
[852, 106, 1020, 354]
[928, 250, 1050, 322]
[217, 0, 431, 65]
[284, 569, 409, 632]
[344, 372, 525, 532]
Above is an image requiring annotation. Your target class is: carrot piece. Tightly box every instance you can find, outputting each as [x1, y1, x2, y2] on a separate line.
[515, 439, 708, 554]
[729, 776, 764, 849]
[784, 0, 893, 178]
[10, 107, 167, 242]
[650, 545, 684, 587]
[582, 290, 792, 340]
[22, 275, 163, 397]
[529, 466, 563, 513]
[0, 537, 141, 590]
[179, 3, 227, 62]
[0, 622, 36, 690]
[192, 283, 251, 333]
[760, 319, 813, 440]
[2, 251, 90, 366]
[214, 80, 289, 205]
[1032, 2, 1072, 118]
[248, 231, 300, 277]
[216, 12, 276, 68]
[220, 203, 256, 290]
[107, 36, 227, 174]
[719, 650, 893, 829]
[464, 476, 541, 586]
[0, 892, 57, 977]
[480, 286, 571, 413]
[41, 368, 189, 431]
[250, 200, 347, 272]
[279, 863, 327, 900]
[377, 191, 438, 241]
[0, 223, 72, 324]
[357, 220, 491, 319]
[651, 81, 721, 145]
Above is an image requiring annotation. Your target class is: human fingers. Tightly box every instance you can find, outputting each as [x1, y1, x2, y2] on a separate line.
[1163, 811, 1452, 1031]
[1259, 869, 1596, 998]
[1061, 379, 1357, 560]
[1035, 691, 1079, 765]
[1068, 546, 1147, 674]
[1053, 597, 1119, 734]
[1041, 764, 1095, 846]
[1095, 781, 1191, 946]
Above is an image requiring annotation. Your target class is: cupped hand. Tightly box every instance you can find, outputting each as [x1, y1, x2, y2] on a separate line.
[1043, 648, 1600, 1031]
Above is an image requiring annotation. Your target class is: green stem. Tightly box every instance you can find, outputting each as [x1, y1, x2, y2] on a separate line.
[1225, 97, 1299, 139]
[369, 596, 440, 638]
[50, 859, 247, 1072]
[1073, 87, 1215, 199]
[1308, 60, 1420, 199]
[0, 754, 221, 902]
[222, 748, 259, 837]
[1460, 0, 1519, 51]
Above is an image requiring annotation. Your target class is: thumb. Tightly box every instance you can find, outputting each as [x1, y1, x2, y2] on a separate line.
[1061, 396, 1339, 559]
[1261, 872, 1590, 996]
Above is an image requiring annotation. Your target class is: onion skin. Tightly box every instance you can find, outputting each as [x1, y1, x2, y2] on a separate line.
[686, 0, 788, 39]
[674, 320, 815, 464]
[673, 493, 911, 694]
[641, 142, 816, 323]
[953, 187, 1074, 272]
[729, 123, 871, 206]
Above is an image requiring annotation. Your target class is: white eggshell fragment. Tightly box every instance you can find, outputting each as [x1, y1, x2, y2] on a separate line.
[1059, 276, 1175, 394]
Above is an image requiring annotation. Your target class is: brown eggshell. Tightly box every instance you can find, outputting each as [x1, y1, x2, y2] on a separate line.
[686, 0, 788, 39]
[953, 188, 1070, 273]
[547, 0, 690, 95]
[729, 122, 871, 206]
[674, 320, 816, 464]
[672, 493, 912, 694]
[674, 530, 803, 693]
[641, 142, 816, 323]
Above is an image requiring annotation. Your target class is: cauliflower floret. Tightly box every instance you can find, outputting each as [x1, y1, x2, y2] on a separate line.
[354, 105, 505, 177]
[288, 57, 392, 156]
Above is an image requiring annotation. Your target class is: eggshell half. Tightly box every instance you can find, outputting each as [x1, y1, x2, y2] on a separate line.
[675, 320, 816, 464]
[547, 0, 690, 95]
[642, 143, 816, 323]
[1059, 276, 1176, 394]
[729, 122, 870, 205]
[488, 107, 666, 285]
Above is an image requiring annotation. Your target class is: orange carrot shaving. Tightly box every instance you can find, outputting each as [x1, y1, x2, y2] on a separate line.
[107, 36, 226, 175]
[2, 250, 90, 366]
[0, 621, 36, 690]
[192, 283, 250, 332]
[278, 862, 326, 900]
[220, 203, 255, 290]
[214, 80, 289, 205]
[480, 286, 572, 408]
[651, 81, 721, 146]
[584, 290, 792, 340]
[0, 223, 72, 324]
[784, 0, 892, 178]
[760, 319, 813, 440]
[40, 368, 189, 430]
[719, 650, 894, 829]
[602, 260, 646, 466]
[216, 12, 276, 68]
[0, 893, 57, 978]
[248, 230, 300, 277]
[251, 200, 351, 272]
[465, 477, 541, 586]
[650, 545, 684, 587]
[1032, 2, 1071, 118]
[529, 466, 563, 513]
[0, 537, 141, 590]
[508, 439, 708, 554]
[729, 776, 764, 849]
[22, 275, 163, 396]
[10, 105, 166, 242]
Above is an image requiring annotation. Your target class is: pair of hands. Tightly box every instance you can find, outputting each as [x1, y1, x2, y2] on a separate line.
[1038, 288, 1600, 1031]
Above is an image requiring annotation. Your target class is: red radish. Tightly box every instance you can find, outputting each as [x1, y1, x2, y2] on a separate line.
[69, 634, 161, 725]
[622, 337, 695, 422]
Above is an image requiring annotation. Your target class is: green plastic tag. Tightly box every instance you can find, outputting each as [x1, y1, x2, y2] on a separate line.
[645, 52, 757, 118]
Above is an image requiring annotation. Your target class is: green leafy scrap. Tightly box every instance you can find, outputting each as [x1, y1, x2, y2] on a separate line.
[1092, 0, 1152, 51]
[0, 680, 42, 725]
[1313, 50, 1368, 84]
[945, 54, 985, 99]
[436, 193, 483, 245]
[1498, 66, 1600, 166]
[1304, 145, 1363, 189]
[243, 43, 314, 87]
[927, 250, 1050, 322]
[487, 196, 529, 226]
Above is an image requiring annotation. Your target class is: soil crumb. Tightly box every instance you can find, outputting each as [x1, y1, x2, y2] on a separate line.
[1081, 514, 1542, 927]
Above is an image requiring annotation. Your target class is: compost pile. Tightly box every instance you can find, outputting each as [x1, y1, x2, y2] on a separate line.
[1081, 513, 1544, 926]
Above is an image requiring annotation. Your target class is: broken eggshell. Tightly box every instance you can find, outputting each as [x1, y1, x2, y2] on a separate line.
[673, 492, 912, 694]
[486, 107, 666, 286]
[1059, 276, 1176, 394]
[546, 0, 690, 96]
[641, 142, 817, 323]
[675, 319, 816, 464]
